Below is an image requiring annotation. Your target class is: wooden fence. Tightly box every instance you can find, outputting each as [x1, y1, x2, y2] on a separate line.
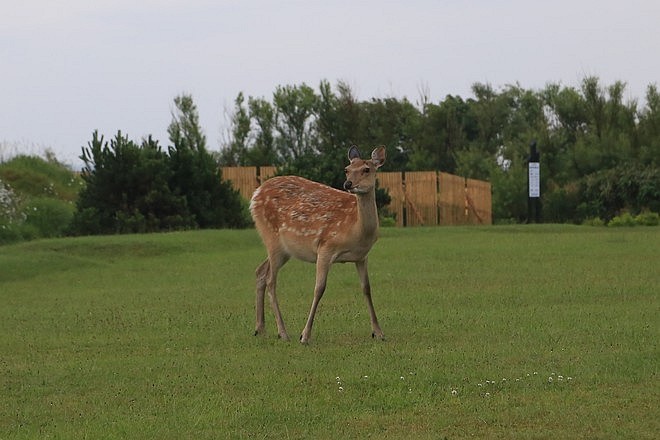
[221, 167, 491, 226]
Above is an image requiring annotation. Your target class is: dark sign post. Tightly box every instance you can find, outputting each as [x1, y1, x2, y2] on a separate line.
[528, 140, 541, 223]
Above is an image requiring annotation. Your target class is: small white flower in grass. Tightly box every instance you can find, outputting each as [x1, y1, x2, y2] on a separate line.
[567, 377, 573, 381]
[400, 376, 405, 380]
[533, 372, 538, 375]
[338, 386, 344, 392]
[548, 376, 553, 383]
[478, 383, 483, 387]
[451, 389, 458, 396]
[484, 392, 491, 398]
[363, 375, 368, 379]
[558, 375, 564, 381]
[336, 376, 340, 381]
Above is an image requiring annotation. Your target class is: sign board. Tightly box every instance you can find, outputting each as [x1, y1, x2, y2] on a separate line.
[528, 162, 540, 197]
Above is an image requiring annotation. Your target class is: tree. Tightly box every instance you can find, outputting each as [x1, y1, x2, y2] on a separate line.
[247, 96, 278, 165]
[168, 94, 249, 228]
[305, 80, 363, 188]
[273, 84, 318, 161]
[72, 131, 192, 234]
[638, 84, 660, 165]
[219, 92, 251, 166]
[410, 94, 475, 172]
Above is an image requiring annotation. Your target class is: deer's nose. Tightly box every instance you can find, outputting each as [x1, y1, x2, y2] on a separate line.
[343, 180, 353, 190]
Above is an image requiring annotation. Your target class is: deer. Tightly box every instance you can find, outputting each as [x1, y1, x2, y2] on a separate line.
[249, 145, 387, 344]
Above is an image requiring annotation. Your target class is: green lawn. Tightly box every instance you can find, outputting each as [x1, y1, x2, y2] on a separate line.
[1, 225, 658, 439]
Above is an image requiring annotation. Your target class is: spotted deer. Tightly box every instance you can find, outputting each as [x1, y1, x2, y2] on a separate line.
[250, 145, 386, 344]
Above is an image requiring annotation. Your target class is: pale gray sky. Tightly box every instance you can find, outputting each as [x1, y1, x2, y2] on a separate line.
[2, 0, 659, 167]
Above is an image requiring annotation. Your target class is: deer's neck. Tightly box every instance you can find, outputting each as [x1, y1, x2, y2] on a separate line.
[355, 190, 379, 238]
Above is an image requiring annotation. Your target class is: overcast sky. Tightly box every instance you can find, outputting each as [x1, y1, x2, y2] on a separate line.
[2, 0, 659, 167]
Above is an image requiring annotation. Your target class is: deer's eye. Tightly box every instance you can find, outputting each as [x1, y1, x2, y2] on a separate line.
[344, 169, 349, 174]
[363, 167, 370, 173]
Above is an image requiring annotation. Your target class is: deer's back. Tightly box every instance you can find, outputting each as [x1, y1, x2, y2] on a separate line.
[250, 176, 361, 260]
[250, 175, 356, 232]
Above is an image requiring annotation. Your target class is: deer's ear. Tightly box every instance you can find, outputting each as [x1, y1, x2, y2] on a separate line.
[371, 146, 386, 168]
[348, 145, 361, 161]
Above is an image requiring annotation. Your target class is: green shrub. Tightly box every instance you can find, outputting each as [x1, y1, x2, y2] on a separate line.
[23, 197, 75, 238]
[0, 154, 82, 202]
[608, 212, 636, 227]
[0, 223, 22, 245]
[634, 211, 659, 226]
[608, 211, 659, 227]
[67, 207, 102, 236]
[380, 216, 396, 227]
[580, 164, 660, 221]
[543, 184, 580, 223]
[582, 217, 606, 227]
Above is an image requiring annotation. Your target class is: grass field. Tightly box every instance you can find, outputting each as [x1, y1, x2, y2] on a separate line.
[1, 225, 658, 439]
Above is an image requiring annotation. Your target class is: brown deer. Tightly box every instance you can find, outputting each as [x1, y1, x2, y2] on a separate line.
[250, 145, 386, 344]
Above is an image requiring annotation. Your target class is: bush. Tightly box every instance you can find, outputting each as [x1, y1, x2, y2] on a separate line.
[23, 197, 75, 238]
[1, 154, 83, 244]
[543, 183, 580, 223]
[634, 211, 659, 226]
[68, 207, 102, 236]
[0, 223, 22, 245]
[608, 212, 636, 227]
[380, 216, 396, 227]
[582, 217, 606, 227]
[607, 211, 659, 227]
[0, 154, 82, 202]
[579, 163, 660, 221]
[0, 178, 22, 223]
[71, 128, 250, 236]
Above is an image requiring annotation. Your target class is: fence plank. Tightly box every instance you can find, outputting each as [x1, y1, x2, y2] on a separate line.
[404, 171, 438, 226]
[221, 167, 258, 200]
[466, 178, 492, 225]
[259, 166, 278, 183]
[438, 172, 466, 225]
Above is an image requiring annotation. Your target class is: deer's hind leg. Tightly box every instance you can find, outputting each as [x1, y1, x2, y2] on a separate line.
[254, 259, 269, 336]
[265, 251, 290, 341]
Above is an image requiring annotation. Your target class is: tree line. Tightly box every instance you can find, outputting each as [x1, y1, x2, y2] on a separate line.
[74, 76, 659, 235]
[220, 77, 659, 223]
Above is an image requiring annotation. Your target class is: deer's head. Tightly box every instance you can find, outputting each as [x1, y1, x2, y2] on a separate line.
[343, 146, 386, 194]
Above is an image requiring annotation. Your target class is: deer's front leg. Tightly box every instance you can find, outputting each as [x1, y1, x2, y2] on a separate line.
[300, 255, 332, 344]
[356, 259, 384, 340]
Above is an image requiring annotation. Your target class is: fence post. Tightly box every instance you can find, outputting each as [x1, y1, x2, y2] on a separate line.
[528, 140, 541, 223]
